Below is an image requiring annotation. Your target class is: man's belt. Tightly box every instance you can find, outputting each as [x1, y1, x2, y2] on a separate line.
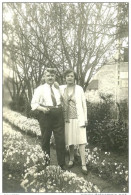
[40, 104, 62, 109]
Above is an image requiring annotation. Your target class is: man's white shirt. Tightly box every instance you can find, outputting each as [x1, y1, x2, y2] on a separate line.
[31, 83, 61, 110]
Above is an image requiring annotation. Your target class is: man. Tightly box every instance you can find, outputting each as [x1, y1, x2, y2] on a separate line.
[31, 68, 66, 170]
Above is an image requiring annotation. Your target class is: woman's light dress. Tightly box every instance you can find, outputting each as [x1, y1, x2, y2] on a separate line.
[63, 87, 87, 146]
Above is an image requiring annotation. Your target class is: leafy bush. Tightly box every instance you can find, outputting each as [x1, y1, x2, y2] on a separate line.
[87, 118, 128, 152]
[87, 94, 128, 152]
[87, 93, 116, 122]
[117, 99, 128, 121]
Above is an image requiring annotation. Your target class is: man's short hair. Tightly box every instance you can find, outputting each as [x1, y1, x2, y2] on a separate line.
[44, 68, 56, 75]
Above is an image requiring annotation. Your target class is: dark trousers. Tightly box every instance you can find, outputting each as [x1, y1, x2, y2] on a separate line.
[39, 107, 65, 166]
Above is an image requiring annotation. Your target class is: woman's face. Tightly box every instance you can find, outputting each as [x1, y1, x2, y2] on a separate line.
[65, 72, 75, 84]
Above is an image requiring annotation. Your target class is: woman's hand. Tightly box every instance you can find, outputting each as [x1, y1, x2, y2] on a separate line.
[54, 81, 60, 89]
[85, 121, 88, 127]
[80, 121, 88, 128]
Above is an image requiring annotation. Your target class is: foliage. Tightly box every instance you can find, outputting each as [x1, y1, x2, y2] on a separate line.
[87, 118, 128, 152]
[3, 107, 128, 192]
[3, 107, 41, 137]
[3, 122, 49, 170]
[87, 94, 128, 152]
[116, 99, 128, 121]
[3, 121, 100, 193]
[87, 93, 115, 121]
[85, 147, 128, 192]
[3, 107, 60, 146]
[21, 165, 100, 193]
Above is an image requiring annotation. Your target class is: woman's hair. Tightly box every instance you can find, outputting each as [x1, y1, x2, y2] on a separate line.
[63, 69, 77, 80]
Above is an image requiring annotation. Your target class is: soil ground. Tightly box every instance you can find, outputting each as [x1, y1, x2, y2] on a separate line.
[3, 120, 124, 193]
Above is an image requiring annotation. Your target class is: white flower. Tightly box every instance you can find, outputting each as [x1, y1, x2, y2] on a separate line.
[93, 147, 98, 151]
[39, 188, 46, 192]
[64, 177, 68, 181]
[82, 189, 87, 192]
[20, 179, 29, 187]
[125, 176, 128, 181]
[88, 154, 92, 161]
[76, 190, 80, 192]
[47, 185, 51, 189]
[31, 188, 36, 192]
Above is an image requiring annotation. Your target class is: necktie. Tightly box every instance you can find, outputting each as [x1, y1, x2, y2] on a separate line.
[50, 85, 57, 106]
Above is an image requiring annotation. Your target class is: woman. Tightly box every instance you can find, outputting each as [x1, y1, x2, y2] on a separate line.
[60, 69, 88, 175]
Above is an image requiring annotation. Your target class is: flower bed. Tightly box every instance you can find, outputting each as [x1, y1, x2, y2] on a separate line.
[3, 107, 41, 136]
[85, 147, 128, 192]
[3, 107, 128, 192]
[3, 121, 49, 176]
[21, 165, 100, 193]
[3, 121, 100, 193]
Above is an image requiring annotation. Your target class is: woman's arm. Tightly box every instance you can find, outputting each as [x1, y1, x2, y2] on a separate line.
[81, 88, 88, 126]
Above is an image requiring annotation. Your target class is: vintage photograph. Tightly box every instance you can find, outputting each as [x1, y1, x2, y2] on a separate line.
[3, 1, 129, 193]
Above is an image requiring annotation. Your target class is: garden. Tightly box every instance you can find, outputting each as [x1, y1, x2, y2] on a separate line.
[3, 95, 128, 193]
[3, 2, 128, 193]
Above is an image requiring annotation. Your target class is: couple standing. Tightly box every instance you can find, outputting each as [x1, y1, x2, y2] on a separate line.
[31, 68, 88, 174]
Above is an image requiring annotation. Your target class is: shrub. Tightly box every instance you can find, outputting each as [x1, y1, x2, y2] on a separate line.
[117, 99, 128, 122]
[87, 118, 128, 152]
[86, 94, 128, 152]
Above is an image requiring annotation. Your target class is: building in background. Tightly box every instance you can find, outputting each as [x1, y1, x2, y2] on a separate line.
[86, 48, 128, 103]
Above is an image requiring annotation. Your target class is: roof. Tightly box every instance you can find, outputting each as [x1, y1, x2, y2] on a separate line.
[87, 80, 98, 90]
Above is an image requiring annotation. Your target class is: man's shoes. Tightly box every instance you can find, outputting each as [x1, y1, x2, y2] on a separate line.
[81, 165, 88, 175]
[68, 160, 74, 168]
[60, 165, 67, 171]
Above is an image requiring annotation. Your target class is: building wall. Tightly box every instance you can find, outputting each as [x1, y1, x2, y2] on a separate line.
[86, 62, 128, 103]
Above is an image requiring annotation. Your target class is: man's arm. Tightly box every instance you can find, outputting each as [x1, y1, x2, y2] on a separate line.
[31, 87, 50, 114]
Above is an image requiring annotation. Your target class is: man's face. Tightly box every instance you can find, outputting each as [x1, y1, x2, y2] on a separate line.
[44, 72, 55, 85]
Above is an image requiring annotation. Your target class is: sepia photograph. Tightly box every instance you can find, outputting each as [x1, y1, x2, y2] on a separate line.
[2, 1, 129, 194]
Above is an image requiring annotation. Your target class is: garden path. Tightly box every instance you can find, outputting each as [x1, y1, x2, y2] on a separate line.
[50, 146, 121, 193]
[3, 120, 122, 193]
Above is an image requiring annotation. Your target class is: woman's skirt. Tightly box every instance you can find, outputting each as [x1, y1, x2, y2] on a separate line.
[65, 119, 87, 146]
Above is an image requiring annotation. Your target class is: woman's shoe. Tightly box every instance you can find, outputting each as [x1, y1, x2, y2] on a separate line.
[68, 160, 74, 168]
[81, 165, 88, 175]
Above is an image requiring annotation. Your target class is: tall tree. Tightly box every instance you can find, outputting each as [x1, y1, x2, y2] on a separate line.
[3, 2, 128, 113]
